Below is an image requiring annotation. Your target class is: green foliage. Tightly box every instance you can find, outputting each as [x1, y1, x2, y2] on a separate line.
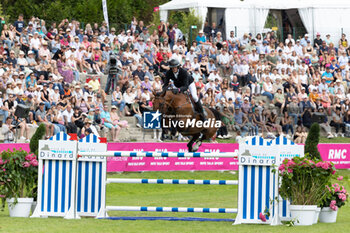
[0, 149, 38, 210]
[3, 0, 169, 30]
[0, 3, 9, 22]
[168, 9, 202, 43]
[305, 123, 322, 160]
[278, 157, 335, 206]
[29, 124, 46, 156]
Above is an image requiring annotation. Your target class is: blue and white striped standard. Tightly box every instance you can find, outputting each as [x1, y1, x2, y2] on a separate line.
[76, 134, 107, 217]
[238, 165, 277, 223]
[32, 133, 77, 219]
[76, 161, 103, 216]
[79, 151, 237, 158]
[39, 159, 74, 215]
[106, 206, 237, 213]
[107, 178, 238, 185]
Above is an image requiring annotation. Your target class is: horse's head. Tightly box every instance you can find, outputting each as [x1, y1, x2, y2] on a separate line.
[152, 90, 177, 114]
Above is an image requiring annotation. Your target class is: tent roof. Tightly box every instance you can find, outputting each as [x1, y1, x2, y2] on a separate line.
[160, 0, 350, 10]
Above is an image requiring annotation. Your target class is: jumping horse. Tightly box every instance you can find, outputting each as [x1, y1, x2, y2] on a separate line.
[153, 88, 220, 152]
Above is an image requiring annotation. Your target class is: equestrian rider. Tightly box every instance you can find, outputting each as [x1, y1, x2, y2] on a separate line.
[162, 59, 207, 121]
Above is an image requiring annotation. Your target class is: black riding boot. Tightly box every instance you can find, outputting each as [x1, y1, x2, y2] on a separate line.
[195, 101, 207, 121]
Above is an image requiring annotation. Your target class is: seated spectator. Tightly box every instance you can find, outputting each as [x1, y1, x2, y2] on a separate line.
[265, 110, 283, 136]
[330, 107, 346, 137]
[111, 86, 128, 116]
[110, 105, 129, 129]
[0, 92, 9, 125]
[262, 76, 274, 100]
[80, 119, 93, 138]
[62, 104, 77, 134]
[233, 107, 248, 137]
[294, 126, 308, 144]
[281, 111, 294, 136]
[273, 88, 285, 113]
[302, 106, 313, 128]
[317, 107, 334, 138]
[246, 110, 259, 136]
[130, 98, 143, 128]
[100, 105, 121, 142]
[35, 102, 54, 138]
[287, 96, 302, 125]
[344, 109, 350, 134]
[1, 117, 15, 143]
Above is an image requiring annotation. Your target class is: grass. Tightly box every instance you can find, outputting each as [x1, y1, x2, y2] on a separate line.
[0, 170, 350, 233]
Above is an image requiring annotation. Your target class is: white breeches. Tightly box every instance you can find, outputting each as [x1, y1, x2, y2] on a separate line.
[189, 82, 199, 102]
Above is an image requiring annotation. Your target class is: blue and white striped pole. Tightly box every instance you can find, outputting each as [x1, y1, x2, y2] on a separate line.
[107, 178, 238, 185]
[79, 151, 238, 158]
[106, 206, 237, 213]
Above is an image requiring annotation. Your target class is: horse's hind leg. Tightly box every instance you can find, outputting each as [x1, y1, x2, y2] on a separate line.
[187, 134, 200, 152]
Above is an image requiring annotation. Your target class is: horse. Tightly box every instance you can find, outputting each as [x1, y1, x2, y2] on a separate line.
[153, 89, 220, 152]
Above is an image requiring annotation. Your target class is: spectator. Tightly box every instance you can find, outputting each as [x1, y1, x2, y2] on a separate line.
[294, 126, 307, 144]
[101, 105, 121, 142]
[35, 102, 54, 138]
[281, 111, 294, 136]
[330, 107, 346, 137]
[1, 117, 15, 143]
[62, 104, 77, 134]
[233, 107, 248, 136]
[317, 107, 334, 138]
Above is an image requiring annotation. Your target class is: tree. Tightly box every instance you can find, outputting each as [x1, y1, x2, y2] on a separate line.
[2, 0, 170, 30]
[29, 124, 46, 156]
[304, 123, 322, 160]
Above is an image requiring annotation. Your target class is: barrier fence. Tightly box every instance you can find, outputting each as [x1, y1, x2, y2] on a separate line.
[32, 133, 304, 225]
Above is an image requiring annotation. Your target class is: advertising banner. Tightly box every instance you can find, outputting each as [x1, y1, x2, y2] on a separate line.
[1, 143, 349, 170]
[106, 142, 239, 172]
[318, 144, 350, 169]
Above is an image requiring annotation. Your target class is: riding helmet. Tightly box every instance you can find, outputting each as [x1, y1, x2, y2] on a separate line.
[169, 59, 181, 68]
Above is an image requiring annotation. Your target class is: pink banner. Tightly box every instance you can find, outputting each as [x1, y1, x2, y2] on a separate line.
[318, 144, 350, 169]
[0, 144, 30, 152]
[106, 143, 239, 172]
[1, 143, 349, 171]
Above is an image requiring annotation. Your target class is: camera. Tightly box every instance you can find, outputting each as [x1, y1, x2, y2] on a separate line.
[108, 53, 120, 75]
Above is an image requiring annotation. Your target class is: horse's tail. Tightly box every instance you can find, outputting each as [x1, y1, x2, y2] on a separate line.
[208, 108, 221, 121]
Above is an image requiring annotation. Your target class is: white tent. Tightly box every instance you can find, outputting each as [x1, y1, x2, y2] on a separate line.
[159, 0, 350, 43]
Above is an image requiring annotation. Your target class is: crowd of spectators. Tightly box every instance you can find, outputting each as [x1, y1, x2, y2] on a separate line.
[0, 14, 350, 142]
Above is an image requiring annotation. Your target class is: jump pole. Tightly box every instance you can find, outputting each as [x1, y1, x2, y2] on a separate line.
[78, 151, 238, 158]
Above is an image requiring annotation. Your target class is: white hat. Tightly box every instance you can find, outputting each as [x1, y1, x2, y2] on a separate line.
[28, 51, 34, 55]
[13, 72, 19, 76]
[19, 51, 25, 55]
[305, 34, 309, 37]
[199, 30, 203, 34]
[244, 97, 249, 101]
[54, 86, 59, 90]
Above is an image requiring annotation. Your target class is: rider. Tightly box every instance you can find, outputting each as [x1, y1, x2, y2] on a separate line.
[162, 59, 207, 121]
